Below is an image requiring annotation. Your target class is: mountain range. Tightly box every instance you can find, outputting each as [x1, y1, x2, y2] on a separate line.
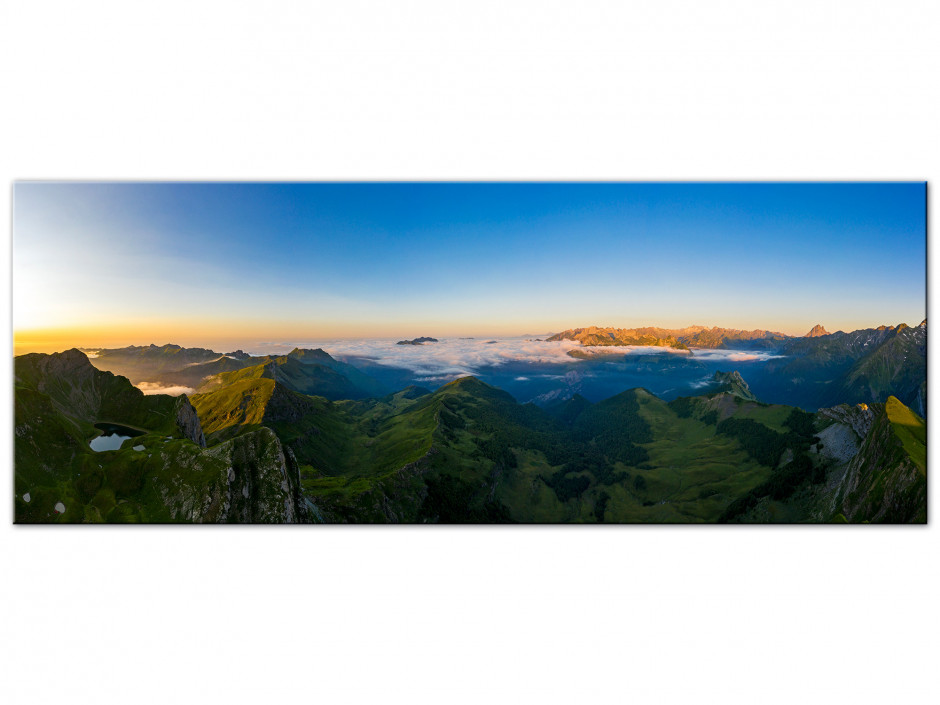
[13, 322, 927, 523]
[759, 321, 927, 416]
[548, 325, 792, 350]
[549, 321, 926, 417]
[84, 344, 387, 400]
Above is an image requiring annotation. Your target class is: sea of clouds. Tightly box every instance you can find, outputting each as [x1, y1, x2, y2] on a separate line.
[324, 337, 584, 377]
[243, 337, 784, 379]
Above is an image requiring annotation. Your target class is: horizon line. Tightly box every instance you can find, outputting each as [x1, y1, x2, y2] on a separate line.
[13, 318, 927, 357]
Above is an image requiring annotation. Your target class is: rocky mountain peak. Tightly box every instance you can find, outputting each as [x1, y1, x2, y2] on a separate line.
[710, 370, 758, 402]
[288, 347, 331, 359]
[805, 324, 830, 337]
[713, 370, 746, 385]
[29, 348, 98, 381]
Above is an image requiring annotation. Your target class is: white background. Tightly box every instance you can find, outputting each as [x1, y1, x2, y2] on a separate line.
[1, 1, 937, 703]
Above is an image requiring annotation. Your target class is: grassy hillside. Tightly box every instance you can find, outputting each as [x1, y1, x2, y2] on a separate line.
[15, 350, 926, 524]
[14, 351, 306, 523]
[166, 371, 926, 523]
[886, 396, 926, 472]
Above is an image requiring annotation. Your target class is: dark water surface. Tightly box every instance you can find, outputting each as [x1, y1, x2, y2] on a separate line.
[89, 423, 145, 452]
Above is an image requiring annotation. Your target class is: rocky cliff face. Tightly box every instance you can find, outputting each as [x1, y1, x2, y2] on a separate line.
[548, 325, 790, 350]
[804, 324, 830, 337]
[547, 326, 689, 350]
[833, 403, 926, 523]
[152, 428, 308, 523]
[711, 370, 758, 402]
[174, 396, 207, 447]
[817, 403, 875, 440]
[815, 399, 926, 523]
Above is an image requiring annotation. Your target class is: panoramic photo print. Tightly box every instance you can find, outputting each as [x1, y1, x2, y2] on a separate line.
[12, 182, 927, 523]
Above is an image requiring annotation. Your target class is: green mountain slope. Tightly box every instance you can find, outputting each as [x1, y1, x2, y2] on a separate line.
[190, 370, 833, 523]
[723, 396, 926, 524]
[285, 347, 387, 397]
[829, 398, 926, 522]
[15, 349, 204, 441]
[14, 351, 306, 523]
[839, 324, 927, 416]
[15, 354, 926, 524]
[196, 355, 379, 401]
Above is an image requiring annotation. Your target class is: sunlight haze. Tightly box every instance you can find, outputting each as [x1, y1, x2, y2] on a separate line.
[13, 182, 925, 353]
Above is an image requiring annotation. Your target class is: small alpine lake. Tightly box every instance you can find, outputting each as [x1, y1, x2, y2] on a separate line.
[89, 422, 145, 452]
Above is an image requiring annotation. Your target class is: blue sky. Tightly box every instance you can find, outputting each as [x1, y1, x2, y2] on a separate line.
[13, 182, 926, 349]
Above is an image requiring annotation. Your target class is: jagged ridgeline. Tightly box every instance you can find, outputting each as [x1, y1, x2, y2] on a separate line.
[13, 346, 927, 524]
[548, 325, 792, 352]
[761, 321, 927, 416]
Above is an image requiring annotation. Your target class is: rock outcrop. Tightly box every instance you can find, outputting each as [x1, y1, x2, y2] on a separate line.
[711, 370, 759, 402]
[815, 399, 926, 523]
[174, 396, 207, 447]
[817, 403, 875, 440]
[831, 400, 926, 522]
[804, 324, 830, 337]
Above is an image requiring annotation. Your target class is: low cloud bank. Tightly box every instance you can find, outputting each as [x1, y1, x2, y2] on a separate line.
[415, 374, 475, 384]
[319, 337, 585, 377]
[243, 337, 785, 378]
[689, 376, 715, 389]
[689, 349, 784, 363]
[136, 382, 196, 396]
[574, 345, 692, 358]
